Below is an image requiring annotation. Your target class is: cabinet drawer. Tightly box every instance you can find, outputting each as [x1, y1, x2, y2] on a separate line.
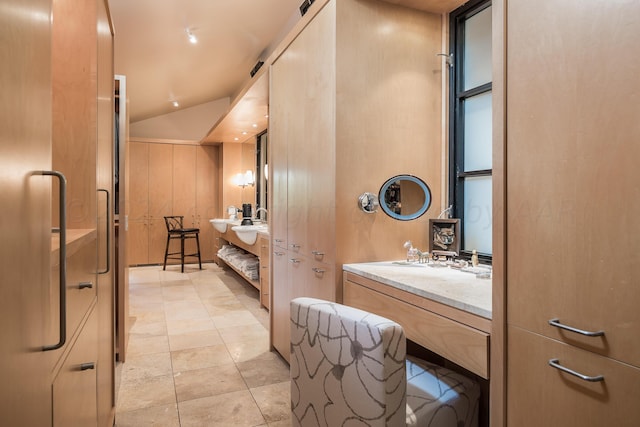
[50, 239, 97, 348]
[344, 279, 489, 378]
[507, 326, 640, 427]
[53, 306, 98, 427]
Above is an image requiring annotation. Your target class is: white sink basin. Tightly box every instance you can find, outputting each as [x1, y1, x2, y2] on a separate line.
[209, 218, 240, 233]
[231, 224, 268, 245]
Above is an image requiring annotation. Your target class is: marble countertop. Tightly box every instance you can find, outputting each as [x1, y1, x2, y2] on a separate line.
[343, 261, 492, 319]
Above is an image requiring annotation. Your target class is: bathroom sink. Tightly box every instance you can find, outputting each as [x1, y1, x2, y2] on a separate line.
[209, 218, 240, 233]
[231, 224, 268, 245]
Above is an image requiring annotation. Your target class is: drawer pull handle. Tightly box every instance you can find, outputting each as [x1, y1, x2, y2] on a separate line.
[78, 282, 93, 290]
[548, 318, 604, 337]
[80, 362, 96, 371]
[274, 239, 284, 243]
[274, 251, 285, 256]
[311, 251, 324, 256]
[290, 244, 301, 249]
[289, 259, 301, 264]
[548, 359, 604, 382]
[312, 268, 326, 274]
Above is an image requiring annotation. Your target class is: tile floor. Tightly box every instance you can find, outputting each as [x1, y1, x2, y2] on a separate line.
[115, 263, 292, 427]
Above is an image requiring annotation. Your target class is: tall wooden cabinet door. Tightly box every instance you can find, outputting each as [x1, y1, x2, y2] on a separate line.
[506, 0, 640, 366]
[127, 142, 149, 265]
[507, 326, 640, 427]
[96, 1, 115, 424]
[270, 248, 290, 361]
[0, 0, 53, 424]
[148, 143, 173, 264]
[196, 145, 219, 261]
[173, 144, 196, 224]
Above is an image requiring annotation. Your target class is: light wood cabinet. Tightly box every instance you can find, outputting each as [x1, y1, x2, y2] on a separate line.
[269, 0, 443, 362]
[258, 235, 270, 309]
[504, 0, 640, 424]
[128, 142, 219, 265]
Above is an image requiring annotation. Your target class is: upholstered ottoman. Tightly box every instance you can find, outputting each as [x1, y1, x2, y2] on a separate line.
[406, 355, 480, 427]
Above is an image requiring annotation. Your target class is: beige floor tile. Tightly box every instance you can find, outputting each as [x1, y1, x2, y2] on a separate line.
[120, 352, 173, 383]
[165, 316, 216, 335]
[251, 381, 291, 423]
[225, 336, 272, 363]
[211, 309, 260, 328]
[126, 335, 170, 356]
[117, 263, 292, 426]
[115, 403, 180, 427]
[171, 344, 234, 372]
[129, 320, 168, 338]
[116, 374, 176, 413]
[177, 390, 266, 427]
[174, 363, 246, 402]
[168, 329, 224, 352]
[236, 352, 291, 388]
[217, 323, 269, 345]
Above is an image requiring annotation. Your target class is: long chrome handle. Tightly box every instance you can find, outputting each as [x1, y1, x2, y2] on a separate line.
[548, 318, 604, 337]
[39, 170, 67, 352]
[548, 359, 604, 382]
[97, 188, 110, 274]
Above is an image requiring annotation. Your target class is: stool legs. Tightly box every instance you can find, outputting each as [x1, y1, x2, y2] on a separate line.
[163, 234, 171, 271]
[164, 232, 202, 272]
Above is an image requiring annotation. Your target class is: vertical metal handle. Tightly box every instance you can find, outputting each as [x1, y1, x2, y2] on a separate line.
[39, 170, 67, 352]
[97, 189, 110, 274]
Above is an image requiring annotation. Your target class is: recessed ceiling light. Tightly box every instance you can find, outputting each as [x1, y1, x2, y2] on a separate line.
[186, 29, 197, 44]
[172, 101, 179, 107]
[252, 123, 258, 128]
[242, 131, 248, 135]
[234, 137, 239, 141]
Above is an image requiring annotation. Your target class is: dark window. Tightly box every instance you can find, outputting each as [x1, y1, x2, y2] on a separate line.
[449, 0, 492, 261]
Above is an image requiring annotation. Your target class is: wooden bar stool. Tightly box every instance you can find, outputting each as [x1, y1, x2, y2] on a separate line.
[163, 216, 202, 273]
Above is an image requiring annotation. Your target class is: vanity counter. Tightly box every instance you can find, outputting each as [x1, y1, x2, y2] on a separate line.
[343, 261, 492, 319]
[343, 261, 492, 378]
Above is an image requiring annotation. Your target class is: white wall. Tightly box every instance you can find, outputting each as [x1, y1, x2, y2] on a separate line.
[130, 97, 230, 141]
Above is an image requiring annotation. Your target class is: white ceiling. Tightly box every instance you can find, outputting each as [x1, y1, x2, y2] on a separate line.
[109, 0, 303, 123]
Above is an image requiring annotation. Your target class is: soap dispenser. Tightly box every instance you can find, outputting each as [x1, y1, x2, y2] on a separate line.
[241, 203, 253, 225]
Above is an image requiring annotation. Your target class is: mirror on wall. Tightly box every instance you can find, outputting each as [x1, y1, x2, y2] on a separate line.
[379, 175, 431, 221]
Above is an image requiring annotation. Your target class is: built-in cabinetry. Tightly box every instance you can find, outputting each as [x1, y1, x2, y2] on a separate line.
[48, 0, 116, 426]
[128, 141, 219, 265]
[269, 0, 444, 362]
[503, 1, 640, 425]
[215, 228, 270, 309]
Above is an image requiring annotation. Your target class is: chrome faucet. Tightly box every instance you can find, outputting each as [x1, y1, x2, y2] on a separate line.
[254, 207, 268, 222]
[227, 205, 238, 220]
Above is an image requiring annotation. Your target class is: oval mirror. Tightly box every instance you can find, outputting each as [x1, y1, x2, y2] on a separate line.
[379, 175, 431, 221]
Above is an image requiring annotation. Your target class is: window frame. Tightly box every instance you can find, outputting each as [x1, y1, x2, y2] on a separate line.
[448, 0, 493, 263]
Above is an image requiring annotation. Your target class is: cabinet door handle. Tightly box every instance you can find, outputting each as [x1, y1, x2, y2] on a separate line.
[311, 251, 324, 256]
[548, 359, 604, 382]
[80, 362, 96, 371]
[548, 318, 604, 337]
[290, 244, 300, 250]
[78, 282, 93, 290]
[312, 268, 326, 274]
[97, 188, 110, 274]
[289, 258, 301, 264]
[274, 239, 284, 243]
[274, 251, 285, 256]
[38, 171, 67, 352]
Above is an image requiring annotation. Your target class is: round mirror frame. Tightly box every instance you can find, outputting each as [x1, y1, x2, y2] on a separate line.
[378, 175, 432, 221]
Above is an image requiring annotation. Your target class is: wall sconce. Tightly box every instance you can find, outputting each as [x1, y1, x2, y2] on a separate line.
[234, 170, 255, 188]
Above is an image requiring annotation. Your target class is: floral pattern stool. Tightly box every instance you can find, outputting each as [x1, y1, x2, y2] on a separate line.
[290, 297, 480, 427]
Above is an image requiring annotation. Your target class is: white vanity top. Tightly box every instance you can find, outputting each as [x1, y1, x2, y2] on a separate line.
[343, 261, 492, 319]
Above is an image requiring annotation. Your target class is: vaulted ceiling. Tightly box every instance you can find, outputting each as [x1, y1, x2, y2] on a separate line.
[109, 0, 303, 123]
